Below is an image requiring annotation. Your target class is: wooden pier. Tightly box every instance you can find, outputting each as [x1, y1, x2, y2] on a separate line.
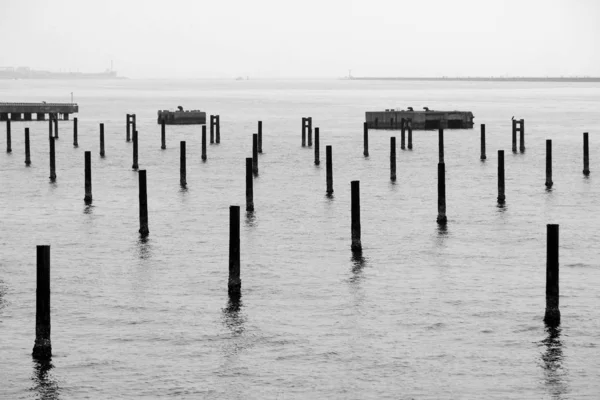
[366, 109, 474, 130]
[0, 102, 79, 121]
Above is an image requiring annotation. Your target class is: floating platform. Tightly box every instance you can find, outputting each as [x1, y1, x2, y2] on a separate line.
[0, 102, 78, 121]
[157, 108, 206, 125]
[366, 109, 474, 130]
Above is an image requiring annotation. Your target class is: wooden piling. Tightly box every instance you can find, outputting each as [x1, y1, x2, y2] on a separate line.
[363, 122, 369, 157]
[307, 117, 313, 147]
[228, 205, 241, 296]
[180, 141, 187, 187]
[161, 120, 166, 150]
[48, 119, 53, 140]
[519, 119, 525, 153]
[138, 170, 149, 236]
[73, 117, 78, 147]
[216, 115, 221, 144]
[53, 117, 58, 139]
[438, 128, 444, 163]
[326, 145, 333, 195]
[497, 150, 505, 204]
[258, 121, 263, 153]
[131, 114, 136, 143]
[25, 128, 31, 166]
[407, 119, 413, 150]
[32, 245, 52, 359]
[544, 224, 560, 326]
[301, 117, 306, 147]
[512, 119, 517, 153]
[436, 163, 447, 224]
[49, 137, 56, 182]
[390, 137, 396, 181]
[99, 123, 105, 157]
[6, 120, 11, 153]
[201, 125, 207, 161]
[583, 132, 590, 176]
[351, 181, 362, 252]
[480, 124, 486, 160]
[314, 127, 320, 165]
[246, 158, 254, 212]
[126, 114, 131, 142]
[400, 118, 406, 150]
[210, 115, 214, 144]
[84, 151, 92, 203]
[132, 130, 139, 170]
[252, 133, 258, 175]
[545, 139, 553, 188]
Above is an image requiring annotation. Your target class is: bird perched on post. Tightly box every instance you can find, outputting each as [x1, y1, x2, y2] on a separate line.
[423, 107, 429, 111]
[407, 107, 413, 111]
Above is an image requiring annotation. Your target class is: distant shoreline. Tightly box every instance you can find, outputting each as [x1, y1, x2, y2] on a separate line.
[348, 77, 600, 83]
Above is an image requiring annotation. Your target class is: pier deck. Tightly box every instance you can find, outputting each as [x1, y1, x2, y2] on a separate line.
[0, 102, 79, 121]
[366, 109, 474, 130]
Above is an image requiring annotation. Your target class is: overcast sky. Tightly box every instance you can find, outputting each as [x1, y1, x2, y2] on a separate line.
[1, 0, 598, 78]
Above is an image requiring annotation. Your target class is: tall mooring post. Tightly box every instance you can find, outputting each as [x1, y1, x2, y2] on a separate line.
[363, 122, 369, 157]
[246, 158, 254, 212]
[438, 128, 444, 163]
[161, 120, 166, 150]
[480, 124, 486, 160]
[252, 134, 259, 175]
[132, 130, 139, 170]
[126, 114, 131, 142]
[583, 132, 590, 176]
[25, 128, 31, 166]
[228, 205, 241, 297]
[131, 114, 136, 143]
[512, 119, 517, 153]
[258, 121, 263, 153]
[314, 127, 320, 165]
[99, 123, 105, 157]
[519, 119, 525, 153]
[498, 150, 505, 204]
[400, 118, 406, 150]
[351, 181, 362, 252]
[73, 117, 78, 147]
[307, 117, 313, 147]
[48, 119, 53, 140]
[84, 151, 92, 203]
[301, 117, 306, 147]
[390, 137, 396, 182]
[6, 120, 11, 153]
[32, 245, 52, 359]
[436, 162, 447, 225]
[545, 139, 553, 188]
[49, 137, 56, 182]
[215, 115, 221, 144]
[53, 117, 58, 139]
[138, 170, 149, 236]
[201, 125, 207, 161]
[407, 119, 413, 150]
[326, 145, 333, 195]
[544, 224, 560, 326]
[180, 141, 187, 187]
[210, 115, 215, 144]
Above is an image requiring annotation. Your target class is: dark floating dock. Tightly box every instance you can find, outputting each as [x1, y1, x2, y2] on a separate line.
[157, 107, 206, 125]
[366, 108, 474, 130]
[0, 102, 78, 121]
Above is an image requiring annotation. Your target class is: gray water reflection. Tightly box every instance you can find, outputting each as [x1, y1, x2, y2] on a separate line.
[222, 296, 245, 337]
[137, 236, 152, 260]
[541, 326, 568, 399]
[31, 359, 60, 400]
[245, 211, 256, 228]
[83, 204, 94, 215]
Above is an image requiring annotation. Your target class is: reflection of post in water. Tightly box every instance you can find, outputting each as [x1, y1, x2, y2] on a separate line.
[351, 251, 366, 279]
[32, 359, 60, 400]
[541, 325, 568, 397]
[137, 236, 152, 260]
[222, 296, 245, 336]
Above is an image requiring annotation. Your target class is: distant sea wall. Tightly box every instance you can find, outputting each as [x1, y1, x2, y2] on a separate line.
[350, 77, 600, 83]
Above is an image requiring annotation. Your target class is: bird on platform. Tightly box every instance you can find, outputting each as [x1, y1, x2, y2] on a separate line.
[407, 107, 413, 111]
[178, 106, 184, 111]
[511, 116, 514, 120]
[423, 107, 429, 111]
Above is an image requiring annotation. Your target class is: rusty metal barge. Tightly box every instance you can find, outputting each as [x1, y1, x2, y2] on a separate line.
[157, 107, 206, 125]
[366, 108, 474, 130]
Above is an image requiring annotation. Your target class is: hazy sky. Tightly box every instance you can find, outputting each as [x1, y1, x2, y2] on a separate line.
[1, 0, 599, 78]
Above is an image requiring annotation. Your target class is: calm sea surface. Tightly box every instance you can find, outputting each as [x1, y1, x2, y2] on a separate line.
[1, 79, 599, 399]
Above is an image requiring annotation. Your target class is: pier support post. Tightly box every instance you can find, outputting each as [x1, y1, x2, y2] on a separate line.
[438, 128, 444, 163]
[301, 118, 306, 147]
[390, 137, 396, 181]
[480, 124, 486, 160]
[32, 245, 51, 359]
[246, 158, 254, 212]
[519, 119, 525, 153]
[132, 130, 139, 170]
[363, 122, 369, 157]
[400, 118, 406, 150]
[138, 170, 149, 236]
[180, 141, 187, 187]
[351, 181, 362, 252]
[25, 128, 31, 166]
[202, 125, 207, 161]
[53, 117, 58, 139]
[498, 150, 505, 204]
[512, 119, 517, 153]
[126, 114, 131, 142]
[258, 121, 263, 153]
[84, 151, 92, 203]
[583, 132, 590, 176]
[161, 120, 166, 150]
[544, 224, 560, 326]
[252, 134, 258, 175]
[6, 120, 11, 153]
[132, 114, 136, 143]
[49, 137, 56, 182]
[314, 127, 320, 165]
[228, 205, 241, 297]
[73, 117, 78, 147]
[407, 119, 413, 150]
[216, 115, 221, 144]
[436, 163, 447, 225]
[48, 119, 53, 140]
[545, 139, 553, 188]
[307, 117, 312, 147]
[99, 123, 105, 157]
[326, 145, 333, 195]
[210, 116, 214, 144]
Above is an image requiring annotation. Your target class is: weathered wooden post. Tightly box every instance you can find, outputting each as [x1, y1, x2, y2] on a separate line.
[228, 205, 241, 296]
[258, 121, 263, 153]
[512, 119, 517, 153]
[400, 118, 406, 150]
[48, 119, 53, 140]
[73, 117, 78, 147]
[131, 114, 136, 143]
[363, 122, 369, 157]
[583, 132, 590, 176]
[84, 151, 92, 203]
[138, 170, 149, 236]
[407, 119, 413, 150]
[126, 114, 131, 142]
[25, 128, 31, 166]
[390, 137, 396, 181]
[201, 125, 207, 161]
[180, 141, 187, 187]
[216, 115, 221, 144]
[519, 119, 525, 153]
[545, 139, 553, 188]
[301, 117, 306, 147]
[307, 117, 313, 147]
[49, 137, 56, 182]
[498, 150, 505, 204]
[252, 134, 259, 175]
[480, 124, 486, 160]
[436, 163, 447, 224]
[99, 123, 105, 157]
[544, 224, 560, 326]
[132, 130, 139, 170]
[246, 158, 254, 212]
[314, 127, 320, 165]
[53, 117, 58, 139]
[438, 128, 444, 163]
[210, 115, 215, 144]
[32, 245, 52, 359]
[351, 180, 362, 252]
[6, 120, 11, 153]
[326, 145, 333, 195]
[161, 120, 166, 150]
